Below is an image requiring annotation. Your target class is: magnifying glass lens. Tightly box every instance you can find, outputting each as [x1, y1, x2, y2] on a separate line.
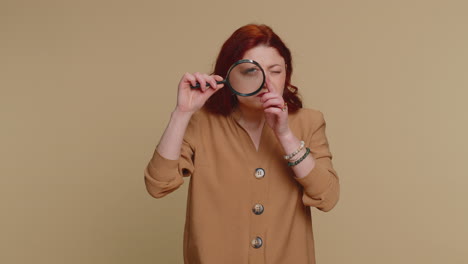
[189, 59, 265, 96]
[227, 62, 264, 96]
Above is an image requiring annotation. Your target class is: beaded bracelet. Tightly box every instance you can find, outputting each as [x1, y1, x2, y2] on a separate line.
[288, 148, 306, 162]
[287, 147, 310, 167]
[284, 141, 305, 160]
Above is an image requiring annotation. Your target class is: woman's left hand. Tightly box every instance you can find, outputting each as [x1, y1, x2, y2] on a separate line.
[261, 91, 290, 138]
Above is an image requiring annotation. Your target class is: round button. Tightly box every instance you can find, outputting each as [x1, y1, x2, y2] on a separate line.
[252, 203, 264, 215]
[251, 236, 263, 249]
[254, 168, 265, 179]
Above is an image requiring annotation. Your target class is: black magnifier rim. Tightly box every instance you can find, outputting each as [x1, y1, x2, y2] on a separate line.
[225, 59, 266, 97]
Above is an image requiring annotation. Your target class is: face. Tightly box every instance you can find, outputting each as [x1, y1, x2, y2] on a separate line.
[236, 45, 287, 110]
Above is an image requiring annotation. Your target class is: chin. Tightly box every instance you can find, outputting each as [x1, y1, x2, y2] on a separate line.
[238, 97, 263, 110]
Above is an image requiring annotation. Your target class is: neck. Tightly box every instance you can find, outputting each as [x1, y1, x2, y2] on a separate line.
[234, 105, 265, 130]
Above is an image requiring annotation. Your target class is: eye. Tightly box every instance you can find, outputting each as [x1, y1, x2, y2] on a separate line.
[241, 67, 260, 77]
[241, 67, 260, 75]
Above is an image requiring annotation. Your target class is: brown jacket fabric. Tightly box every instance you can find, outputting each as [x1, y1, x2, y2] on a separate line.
[145, 107, 339, 264]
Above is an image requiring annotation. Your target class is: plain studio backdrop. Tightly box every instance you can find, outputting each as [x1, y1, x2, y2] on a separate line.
[1, 0, 467, 263]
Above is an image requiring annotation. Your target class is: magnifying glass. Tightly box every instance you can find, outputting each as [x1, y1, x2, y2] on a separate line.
[190, 59, 266, 97]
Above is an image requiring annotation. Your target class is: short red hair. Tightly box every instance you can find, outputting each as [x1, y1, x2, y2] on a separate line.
[205, 24, 302, 115]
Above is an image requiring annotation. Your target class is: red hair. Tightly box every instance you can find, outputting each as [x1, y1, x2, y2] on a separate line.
[204, 24, 302, 115]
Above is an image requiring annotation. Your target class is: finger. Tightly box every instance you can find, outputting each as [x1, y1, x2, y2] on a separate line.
[260, 91, 282, 102]
[264, 106, 289, 120]
[262, 97, 284, 109]
[204, 74, 218, 90]
[261, 94, 282, 103]
[182, 72, 197, 88]
[212, 83, 225, 91]
[193, 72, 207, 91]
[213, 75, 224, 82]
[212, 75, 225, 90]
[200, 82, 224, 100]
[264, 106, 283, 115]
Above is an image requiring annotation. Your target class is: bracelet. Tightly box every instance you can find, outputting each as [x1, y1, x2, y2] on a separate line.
[288, 148, 306, 162]
[287, 147, 310, 167]
[284, 141, 305, 160]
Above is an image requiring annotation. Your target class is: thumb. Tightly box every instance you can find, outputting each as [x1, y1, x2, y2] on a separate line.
[202, 83, 224, 99]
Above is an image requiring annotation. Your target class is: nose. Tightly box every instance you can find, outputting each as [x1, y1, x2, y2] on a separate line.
[262, 73, 271, 91]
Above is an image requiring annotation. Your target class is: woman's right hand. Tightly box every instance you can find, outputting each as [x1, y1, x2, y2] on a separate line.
[175, 72, 224, 113]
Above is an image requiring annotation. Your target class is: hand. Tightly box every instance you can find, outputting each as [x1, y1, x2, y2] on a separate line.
[176, 72, 224, 113]
[261, 90, 290, 138]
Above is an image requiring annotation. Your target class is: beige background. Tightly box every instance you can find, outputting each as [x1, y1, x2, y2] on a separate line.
[1, 0, 467, 263]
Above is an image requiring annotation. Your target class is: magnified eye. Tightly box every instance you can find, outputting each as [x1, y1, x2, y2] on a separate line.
[241, 67, 260, 75]
[226, 60, 265, 96]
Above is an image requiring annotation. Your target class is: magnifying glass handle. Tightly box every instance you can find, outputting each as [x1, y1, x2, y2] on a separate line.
[190, 80, 225, 89]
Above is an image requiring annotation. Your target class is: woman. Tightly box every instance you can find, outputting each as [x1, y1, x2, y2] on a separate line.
[144, 24, 339, 264]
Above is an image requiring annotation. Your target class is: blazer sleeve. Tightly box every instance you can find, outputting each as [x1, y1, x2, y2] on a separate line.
[294, 111, 340, 212]
[144, 116, 197, 199]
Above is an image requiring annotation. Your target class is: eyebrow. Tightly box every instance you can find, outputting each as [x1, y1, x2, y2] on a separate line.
[267, 64, 283, 69]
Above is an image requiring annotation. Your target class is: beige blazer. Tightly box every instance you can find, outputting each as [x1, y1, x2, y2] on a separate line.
[145, 107, 339, 264]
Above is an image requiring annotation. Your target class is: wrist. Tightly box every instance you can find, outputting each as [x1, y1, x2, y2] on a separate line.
[276, 128, 294, 142]
[172, 107, 195, 121]
[276, 129, 303, 157]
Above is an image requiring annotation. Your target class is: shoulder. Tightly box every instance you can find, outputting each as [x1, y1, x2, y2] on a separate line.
[184, 108, 213, 141]
[187, 107, 227, 132]
[191, 107, 223, 124]
[289, 108, 329, 143]
[289, 107, 326, 130]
